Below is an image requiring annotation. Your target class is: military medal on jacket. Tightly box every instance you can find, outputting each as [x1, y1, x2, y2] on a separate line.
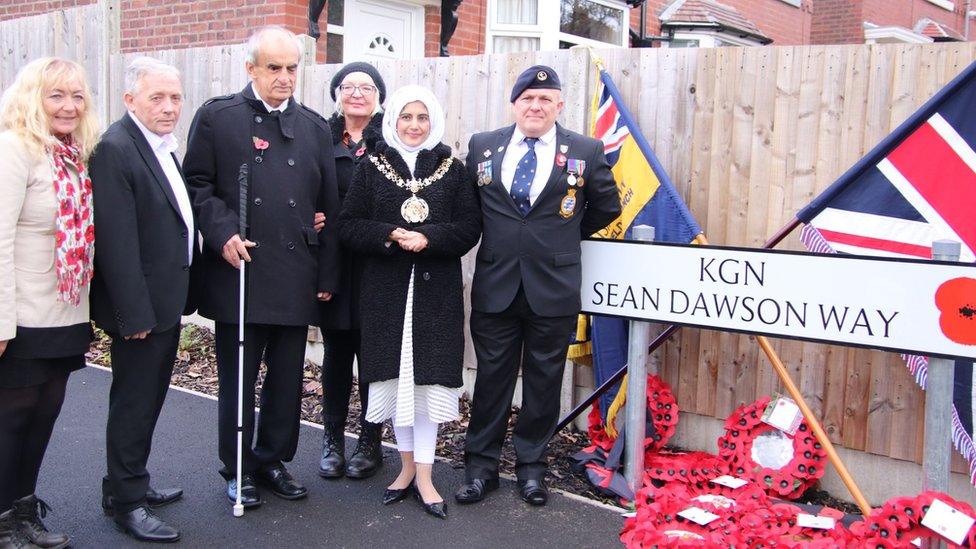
[476, 159, 493, 187]
[370, 154, 453, 223]
[566, 158, 586, 188]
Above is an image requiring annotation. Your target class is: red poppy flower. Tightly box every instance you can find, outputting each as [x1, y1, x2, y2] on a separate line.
[252, 136, 270, 150]
[935, 277, 976, 345]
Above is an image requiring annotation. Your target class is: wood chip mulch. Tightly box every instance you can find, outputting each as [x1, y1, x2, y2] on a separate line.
[86, 323, 860, 514]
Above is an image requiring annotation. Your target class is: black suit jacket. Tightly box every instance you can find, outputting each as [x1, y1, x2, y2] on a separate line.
[90, 114, 201, 337]
[466, 123, 621, 317]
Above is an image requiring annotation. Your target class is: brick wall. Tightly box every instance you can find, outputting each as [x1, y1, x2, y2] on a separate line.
[863, 0, 967, 34]
[632, 0, 812, 47]
[119, 1, 311, 52]
[810, 0, 864, 44]
[3, 0, 327, 61]
[0, 0, 95, 21]
[449, 0, 486, 56]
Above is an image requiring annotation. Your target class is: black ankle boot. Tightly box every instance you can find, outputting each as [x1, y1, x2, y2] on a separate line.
[319, 421, 346, 478]
[0, 508, 41, 549]
[345, 422, 383, 479]
[11, 496, 68, 549]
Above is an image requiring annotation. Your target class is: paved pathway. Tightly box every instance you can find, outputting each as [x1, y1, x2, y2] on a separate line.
[36, 366, 622, 548]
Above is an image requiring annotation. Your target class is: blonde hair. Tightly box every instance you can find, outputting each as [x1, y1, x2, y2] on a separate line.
[0, 57, 100, 161]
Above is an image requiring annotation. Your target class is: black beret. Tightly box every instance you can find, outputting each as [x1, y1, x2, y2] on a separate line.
[510, 65, 561, 103]
[330, 61, 387, 103]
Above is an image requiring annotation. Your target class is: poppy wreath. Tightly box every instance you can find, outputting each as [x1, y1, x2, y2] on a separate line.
[643, 451, 730, 485]
[717, 396, 827, 499]
[621, 483, 740, 548]
[735, 502, 858, 548]
[586, 375, 679, 453]
[850, 491, 976, 548]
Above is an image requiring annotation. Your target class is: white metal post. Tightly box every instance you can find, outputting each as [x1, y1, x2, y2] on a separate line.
[624, 225, 655, 495]
[921, 239, 960, 549]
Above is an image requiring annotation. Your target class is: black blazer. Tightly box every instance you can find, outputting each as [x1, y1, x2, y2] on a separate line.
[90, 114, 201, 337]
[183, 86, 341, 326]
[466, 123, 621, 317]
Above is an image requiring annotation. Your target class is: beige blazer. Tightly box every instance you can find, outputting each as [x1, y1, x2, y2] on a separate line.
[0, 130, 90, 341]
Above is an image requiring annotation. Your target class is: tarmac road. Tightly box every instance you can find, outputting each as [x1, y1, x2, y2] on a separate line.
[35, 366, 622, 548]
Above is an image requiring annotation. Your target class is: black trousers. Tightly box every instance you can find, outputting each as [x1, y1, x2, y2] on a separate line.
[0, 372, 69, 512]
[464, 288, 576, 481]
[320, 328, 372, 427]
[105, 326, 179, 513]
[215, 322, 306, 478]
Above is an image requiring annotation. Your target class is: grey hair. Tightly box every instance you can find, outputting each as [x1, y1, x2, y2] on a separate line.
[124, 56, 181, 94]
[333, 86, 384, 117]
[245, 25, 303, 65]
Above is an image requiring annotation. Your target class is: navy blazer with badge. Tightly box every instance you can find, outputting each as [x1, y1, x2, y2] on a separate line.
[89, 114, 202, 337]
[183, 85, 341, 327]
[466, 123, 621, 317]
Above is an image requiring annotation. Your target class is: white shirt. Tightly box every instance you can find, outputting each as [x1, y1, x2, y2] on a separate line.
[251, 83, 289, 113]
[128, 112, 195, 264]
[501, 124, 557, 206]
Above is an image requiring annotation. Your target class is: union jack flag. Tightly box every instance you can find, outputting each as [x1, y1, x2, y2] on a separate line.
[797, 60, 976, 484]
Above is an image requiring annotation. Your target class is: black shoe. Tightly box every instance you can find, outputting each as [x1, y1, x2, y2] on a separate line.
[517, 479, 548, 506]
[255, 464, 308, 500]
[11, 496, 69, 549]
[0, 508, 43, 548]
[113, 506, 180, 543]
[413, 485, 447, 519]
[454, 478, 499, 505]
[345, 422, 383, 479]
[382, 482, 414, 505]
[226, 474, 262, 508]
[102, 486, 184, 516]
[319, 421, 346, 478]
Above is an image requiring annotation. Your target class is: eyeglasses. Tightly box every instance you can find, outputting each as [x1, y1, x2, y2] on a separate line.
[339, 84, 377, 96]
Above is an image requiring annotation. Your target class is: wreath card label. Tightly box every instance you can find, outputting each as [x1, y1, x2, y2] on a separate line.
[761, 395, 802, 435]
[920, 498, 976, 545]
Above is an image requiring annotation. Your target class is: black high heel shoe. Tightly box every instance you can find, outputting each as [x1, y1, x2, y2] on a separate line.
[413, 483, 448, 519]
[383, 481, 414, 505]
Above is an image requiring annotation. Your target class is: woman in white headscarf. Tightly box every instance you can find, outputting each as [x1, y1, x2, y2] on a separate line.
[338, 85, 481, 519]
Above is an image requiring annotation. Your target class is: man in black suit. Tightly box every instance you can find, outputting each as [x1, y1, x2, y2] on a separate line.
[90, 57, 200, 542]
[183, 26, 341, 507]
[457, 65, 621, 507]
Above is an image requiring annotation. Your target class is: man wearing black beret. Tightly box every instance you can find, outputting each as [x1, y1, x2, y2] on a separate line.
[457, 65, 621, 506]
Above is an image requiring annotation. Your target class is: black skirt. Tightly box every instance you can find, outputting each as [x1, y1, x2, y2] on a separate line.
[0, 322, 92, 388]
[0, 353, 85, 389]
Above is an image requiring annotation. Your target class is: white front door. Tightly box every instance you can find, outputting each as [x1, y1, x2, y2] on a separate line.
[344, 0, 425, 62]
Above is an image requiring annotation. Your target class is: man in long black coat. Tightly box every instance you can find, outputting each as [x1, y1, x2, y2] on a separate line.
[90, 57, 200, 542]
[457, 65, 621, 507]
[183, 26, 341, 508]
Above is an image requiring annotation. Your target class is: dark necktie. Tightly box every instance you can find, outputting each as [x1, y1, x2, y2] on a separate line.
[510, 137, 538, 216]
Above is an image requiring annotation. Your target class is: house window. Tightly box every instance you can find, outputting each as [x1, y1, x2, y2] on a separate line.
[326, 0, 345, 63]
[663, 31, 765, 48]
[560, 0, 625, 45]
[487, 0, 627, 53]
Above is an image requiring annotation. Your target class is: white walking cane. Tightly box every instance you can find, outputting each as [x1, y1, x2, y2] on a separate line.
[233, 163, 249, 518]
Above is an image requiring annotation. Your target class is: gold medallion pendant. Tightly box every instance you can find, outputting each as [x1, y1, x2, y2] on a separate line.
[401, 195, 430, 223]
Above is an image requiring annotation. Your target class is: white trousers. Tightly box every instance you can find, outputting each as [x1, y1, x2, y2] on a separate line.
[392, 412, 438, 464]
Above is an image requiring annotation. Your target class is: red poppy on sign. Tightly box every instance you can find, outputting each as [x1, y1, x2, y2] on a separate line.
[935, 277, 976, 345]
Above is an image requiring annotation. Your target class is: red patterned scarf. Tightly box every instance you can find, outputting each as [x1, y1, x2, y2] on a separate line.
[49, 137, 94, 305]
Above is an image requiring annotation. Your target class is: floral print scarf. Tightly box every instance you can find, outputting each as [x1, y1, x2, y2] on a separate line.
[49, 136, 94, 305]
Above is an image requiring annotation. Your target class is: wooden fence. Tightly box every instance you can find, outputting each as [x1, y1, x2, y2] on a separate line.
[3, 2, 975, 473]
